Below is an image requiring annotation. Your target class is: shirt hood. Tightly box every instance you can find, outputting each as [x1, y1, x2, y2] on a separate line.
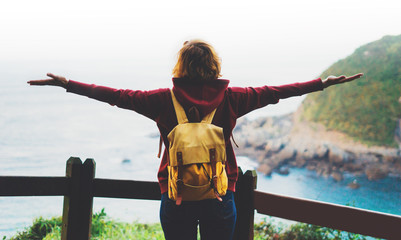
[172, 78, 229, 117]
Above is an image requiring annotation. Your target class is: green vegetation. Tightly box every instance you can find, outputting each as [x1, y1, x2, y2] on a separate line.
[5, 210, 381, 240]
[4, 216, 62, 240]
[254, 218, 380, 240]
[301, 35, 401, 146]
[5, 209, 164, 240]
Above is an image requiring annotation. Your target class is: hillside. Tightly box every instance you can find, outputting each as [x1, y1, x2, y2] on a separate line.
[234, 35, 401, 181]
[301, 35, 401, 146]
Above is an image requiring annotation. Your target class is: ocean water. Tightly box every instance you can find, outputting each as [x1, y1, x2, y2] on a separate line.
[1, 77, 400, 238]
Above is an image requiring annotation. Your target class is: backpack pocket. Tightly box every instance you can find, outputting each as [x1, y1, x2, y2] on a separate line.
[168, 162, 228, 201]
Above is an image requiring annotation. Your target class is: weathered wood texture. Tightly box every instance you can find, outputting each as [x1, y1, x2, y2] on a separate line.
[254, 190, 401, 239]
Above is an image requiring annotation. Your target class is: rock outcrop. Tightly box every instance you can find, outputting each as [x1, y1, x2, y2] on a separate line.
[234, 110, 401, 181]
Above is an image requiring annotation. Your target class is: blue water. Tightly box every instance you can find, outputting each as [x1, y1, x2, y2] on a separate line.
[1, 76, 400, 238]
[255, 167, 401, 216]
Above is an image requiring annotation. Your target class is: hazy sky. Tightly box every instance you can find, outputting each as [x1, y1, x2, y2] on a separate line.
[1, 0, 401, 115]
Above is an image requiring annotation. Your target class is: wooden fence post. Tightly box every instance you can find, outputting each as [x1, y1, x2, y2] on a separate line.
[61, 157, 83, 240]
[61, 157, 96, 240]
[80, 158, 96, 239]
[234, 168, 257, 240]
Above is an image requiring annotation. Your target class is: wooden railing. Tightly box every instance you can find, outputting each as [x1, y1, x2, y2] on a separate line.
[1, 157, 400, 239]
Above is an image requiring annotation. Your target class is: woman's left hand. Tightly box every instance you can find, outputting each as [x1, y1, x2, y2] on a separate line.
[322, 73, 363, 88]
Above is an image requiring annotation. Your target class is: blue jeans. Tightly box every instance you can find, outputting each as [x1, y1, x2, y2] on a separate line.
[160, 191, 237, 240]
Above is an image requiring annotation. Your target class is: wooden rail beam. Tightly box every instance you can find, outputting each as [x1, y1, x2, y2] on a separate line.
[254, 190, 401, 239]
[0, 176, 68, 196]
[93, 178, 161, 200]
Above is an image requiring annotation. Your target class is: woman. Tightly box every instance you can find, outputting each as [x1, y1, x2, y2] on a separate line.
[28, 40, 363, 240]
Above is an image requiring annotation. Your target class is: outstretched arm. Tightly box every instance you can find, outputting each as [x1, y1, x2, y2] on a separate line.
[27, 73, 169, 121]
[322, 73, 363, 88]
[27, 73, 68, 88]
[232, 73, 364, 117]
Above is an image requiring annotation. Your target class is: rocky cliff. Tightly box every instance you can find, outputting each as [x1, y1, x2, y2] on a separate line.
[233, 35, 401, 183]
[234, 109, 401, 182]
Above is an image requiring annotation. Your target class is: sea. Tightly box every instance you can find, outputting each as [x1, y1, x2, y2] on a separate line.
[1, 74, 401, 238]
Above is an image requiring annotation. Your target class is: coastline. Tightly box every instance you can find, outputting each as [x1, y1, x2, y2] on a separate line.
[234, 111, 401, 183]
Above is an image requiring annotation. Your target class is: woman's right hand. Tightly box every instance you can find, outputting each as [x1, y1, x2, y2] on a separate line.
[27, 73, 69, 89]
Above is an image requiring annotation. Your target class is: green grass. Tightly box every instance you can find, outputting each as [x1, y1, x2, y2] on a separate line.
[4, 210, 381, 240]
[4, 216, 62, 240]
[5, 209, 164, 240]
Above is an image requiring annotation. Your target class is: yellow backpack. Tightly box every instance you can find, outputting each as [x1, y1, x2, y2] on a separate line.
[167, 90, 228, 205]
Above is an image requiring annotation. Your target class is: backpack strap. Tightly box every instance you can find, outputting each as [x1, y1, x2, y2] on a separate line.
[176, 151, 184, 206]
[209, 148, 223, 202]
[231, 134, 239, 148]
[170, 89, 189, 124]
[201, 108, 217, 124]
[157, 135, 163, 158]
